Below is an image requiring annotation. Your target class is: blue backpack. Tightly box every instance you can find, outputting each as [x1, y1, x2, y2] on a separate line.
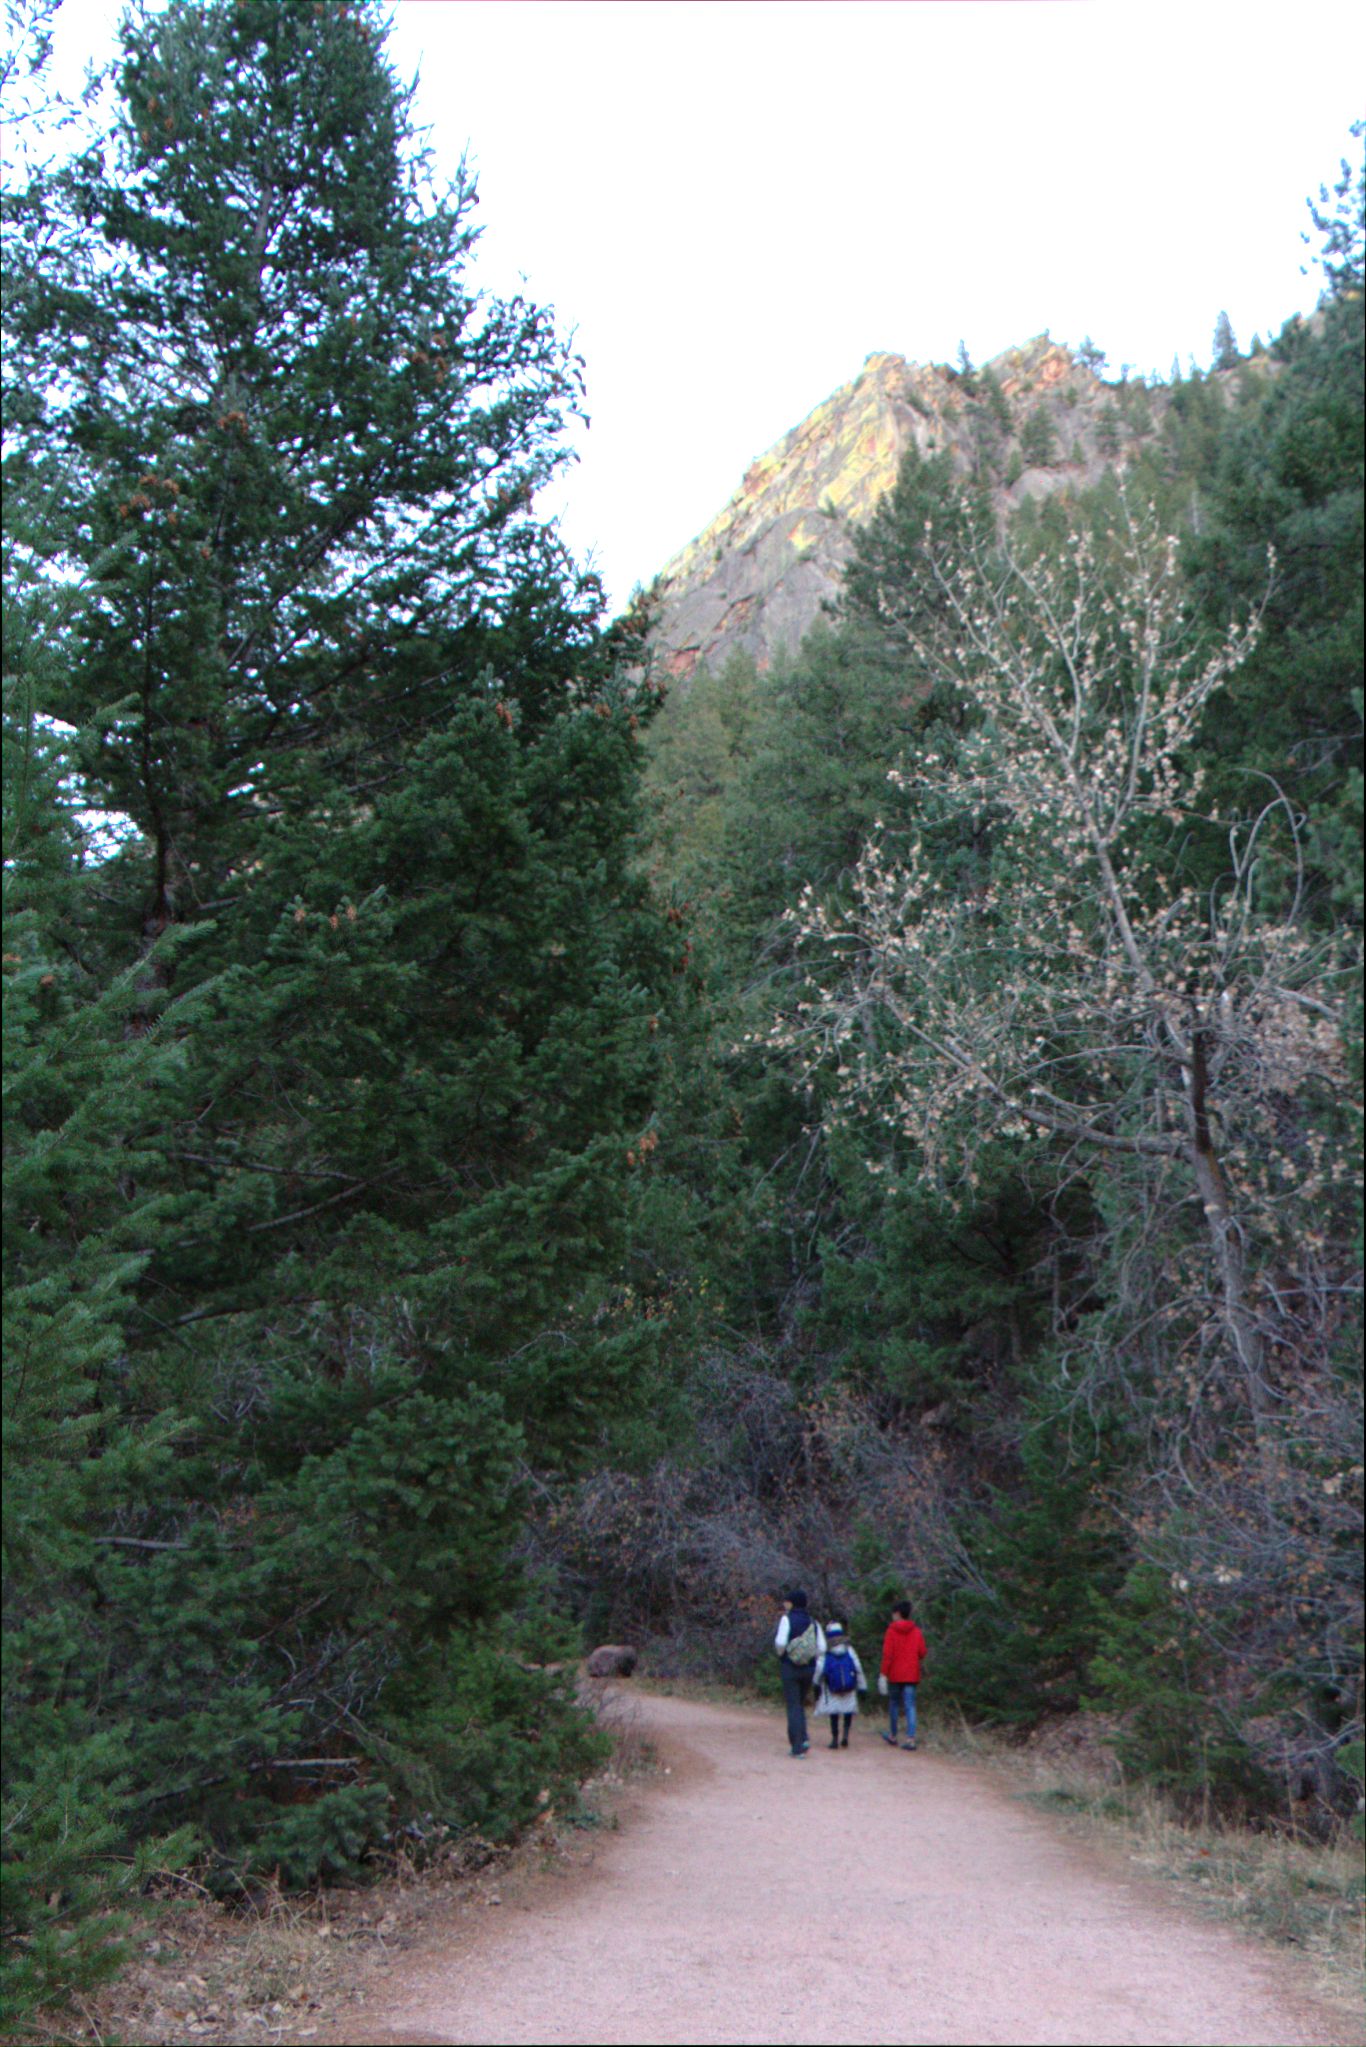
[824, 1646, 857, 1694]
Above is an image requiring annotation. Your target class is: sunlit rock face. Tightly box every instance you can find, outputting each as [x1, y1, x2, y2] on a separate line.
[649, 337, 1158, 681]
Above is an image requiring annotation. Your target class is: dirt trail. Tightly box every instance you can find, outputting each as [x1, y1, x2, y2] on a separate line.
[322, 1691, 1350, 2047]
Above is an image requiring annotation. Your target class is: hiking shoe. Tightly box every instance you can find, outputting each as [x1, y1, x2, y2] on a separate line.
[840, 1737, 850, 1747]
[880, 1731, 898, 1746]
[902, 1740, 917, 1751]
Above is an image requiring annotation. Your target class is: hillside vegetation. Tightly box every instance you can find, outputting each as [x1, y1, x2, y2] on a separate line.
[631, 145, 1363, 1812]
[2, 1, 1361, 2030]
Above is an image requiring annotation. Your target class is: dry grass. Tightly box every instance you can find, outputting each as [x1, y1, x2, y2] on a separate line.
[929, 1713, 1366, 2034]
[577, 1673, 661, 1776]
[29, 1680, 652, 2047]
[29, 1843, 517, 2047]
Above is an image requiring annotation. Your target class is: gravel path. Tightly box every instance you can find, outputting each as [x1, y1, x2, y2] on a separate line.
[328, 1689, 1351, 2047]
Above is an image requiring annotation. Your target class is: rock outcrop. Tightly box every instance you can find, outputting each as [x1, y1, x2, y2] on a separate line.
[649, 338, 1165, 681]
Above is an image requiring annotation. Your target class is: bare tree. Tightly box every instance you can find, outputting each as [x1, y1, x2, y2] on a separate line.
[774, 497, 1351, 1430]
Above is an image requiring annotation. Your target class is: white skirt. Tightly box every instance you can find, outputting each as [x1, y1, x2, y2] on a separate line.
[814, 1687, 860, 1715]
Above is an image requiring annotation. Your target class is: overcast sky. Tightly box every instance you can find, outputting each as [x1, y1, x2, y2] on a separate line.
[40, 0, 1366, 611]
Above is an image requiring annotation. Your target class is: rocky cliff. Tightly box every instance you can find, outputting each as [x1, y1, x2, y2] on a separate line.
[648, 338, 1166, 681]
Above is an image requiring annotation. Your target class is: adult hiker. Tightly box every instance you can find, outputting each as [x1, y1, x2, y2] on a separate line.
[774, 1588, 825, 1757]
[878, 1598, 928, 1751]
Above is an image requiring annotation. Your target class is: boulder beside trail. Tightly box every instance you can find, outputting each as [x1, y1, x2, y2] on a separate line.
[585, 1644, 638, 1679]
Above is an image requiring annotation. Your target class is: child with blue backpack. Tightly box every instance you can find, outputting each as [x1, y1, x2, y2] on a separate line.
[814, 1622, 868, 1748]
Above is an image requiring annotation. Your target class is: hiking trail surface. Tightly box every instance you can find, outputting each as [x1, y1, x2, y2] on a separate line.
[309, 1690, 1354, 2047]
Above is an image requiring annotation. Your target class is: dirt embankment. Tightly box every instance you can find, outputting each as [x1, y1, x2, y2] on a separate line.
[307, 1690, 1354, 2047]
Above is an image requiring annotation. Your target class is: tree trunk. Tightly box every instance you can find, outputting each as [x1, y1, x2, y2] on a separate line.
[1187, 1030, 1267, 1431]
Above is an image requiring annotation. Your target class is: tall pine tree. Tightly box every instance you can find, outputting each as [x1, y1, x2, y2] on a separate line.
[5, 1, 680, 2014]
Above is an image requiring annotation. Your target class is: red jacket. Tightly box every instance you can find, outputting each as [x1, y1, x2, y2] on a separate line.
[880, 1616, 927, 1683]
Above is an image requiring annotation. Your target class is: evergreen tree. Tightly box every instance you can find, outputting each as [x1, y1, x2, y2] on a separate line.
[1188, 270, 1364, 922]
[1, 686, 199, 2024]
[2, 15, 201, 2009]
[930, 1414, 1127, 1725]
[978, 365, 1013, 436]
[4, 0, 680, 2013]
[643, 650, 759, 897]
[1212, 308, 1239, 370]
[1302, 120, 1365, 298]
[47, 0, 589, 936]
[1019, 405, 1058, 467]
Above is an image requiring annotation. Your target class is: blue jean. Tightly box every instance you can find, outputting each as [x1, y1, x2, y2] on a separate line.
[779, 1658, 810, 1752]
[888, 1681, 917, 1741]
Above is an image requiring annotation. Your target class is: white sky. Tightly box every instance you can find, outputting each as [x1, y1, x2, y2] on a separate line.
[37, 0, 1366, 612]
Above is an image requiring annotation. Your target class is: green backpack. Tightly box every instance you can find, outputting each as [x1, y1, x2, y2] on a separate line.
[785, 1622, 820, 1666]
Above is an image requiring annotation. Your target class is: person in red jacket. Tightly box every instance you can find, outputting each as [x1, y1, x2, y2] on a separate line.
[879, 1599, 927, 1750]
